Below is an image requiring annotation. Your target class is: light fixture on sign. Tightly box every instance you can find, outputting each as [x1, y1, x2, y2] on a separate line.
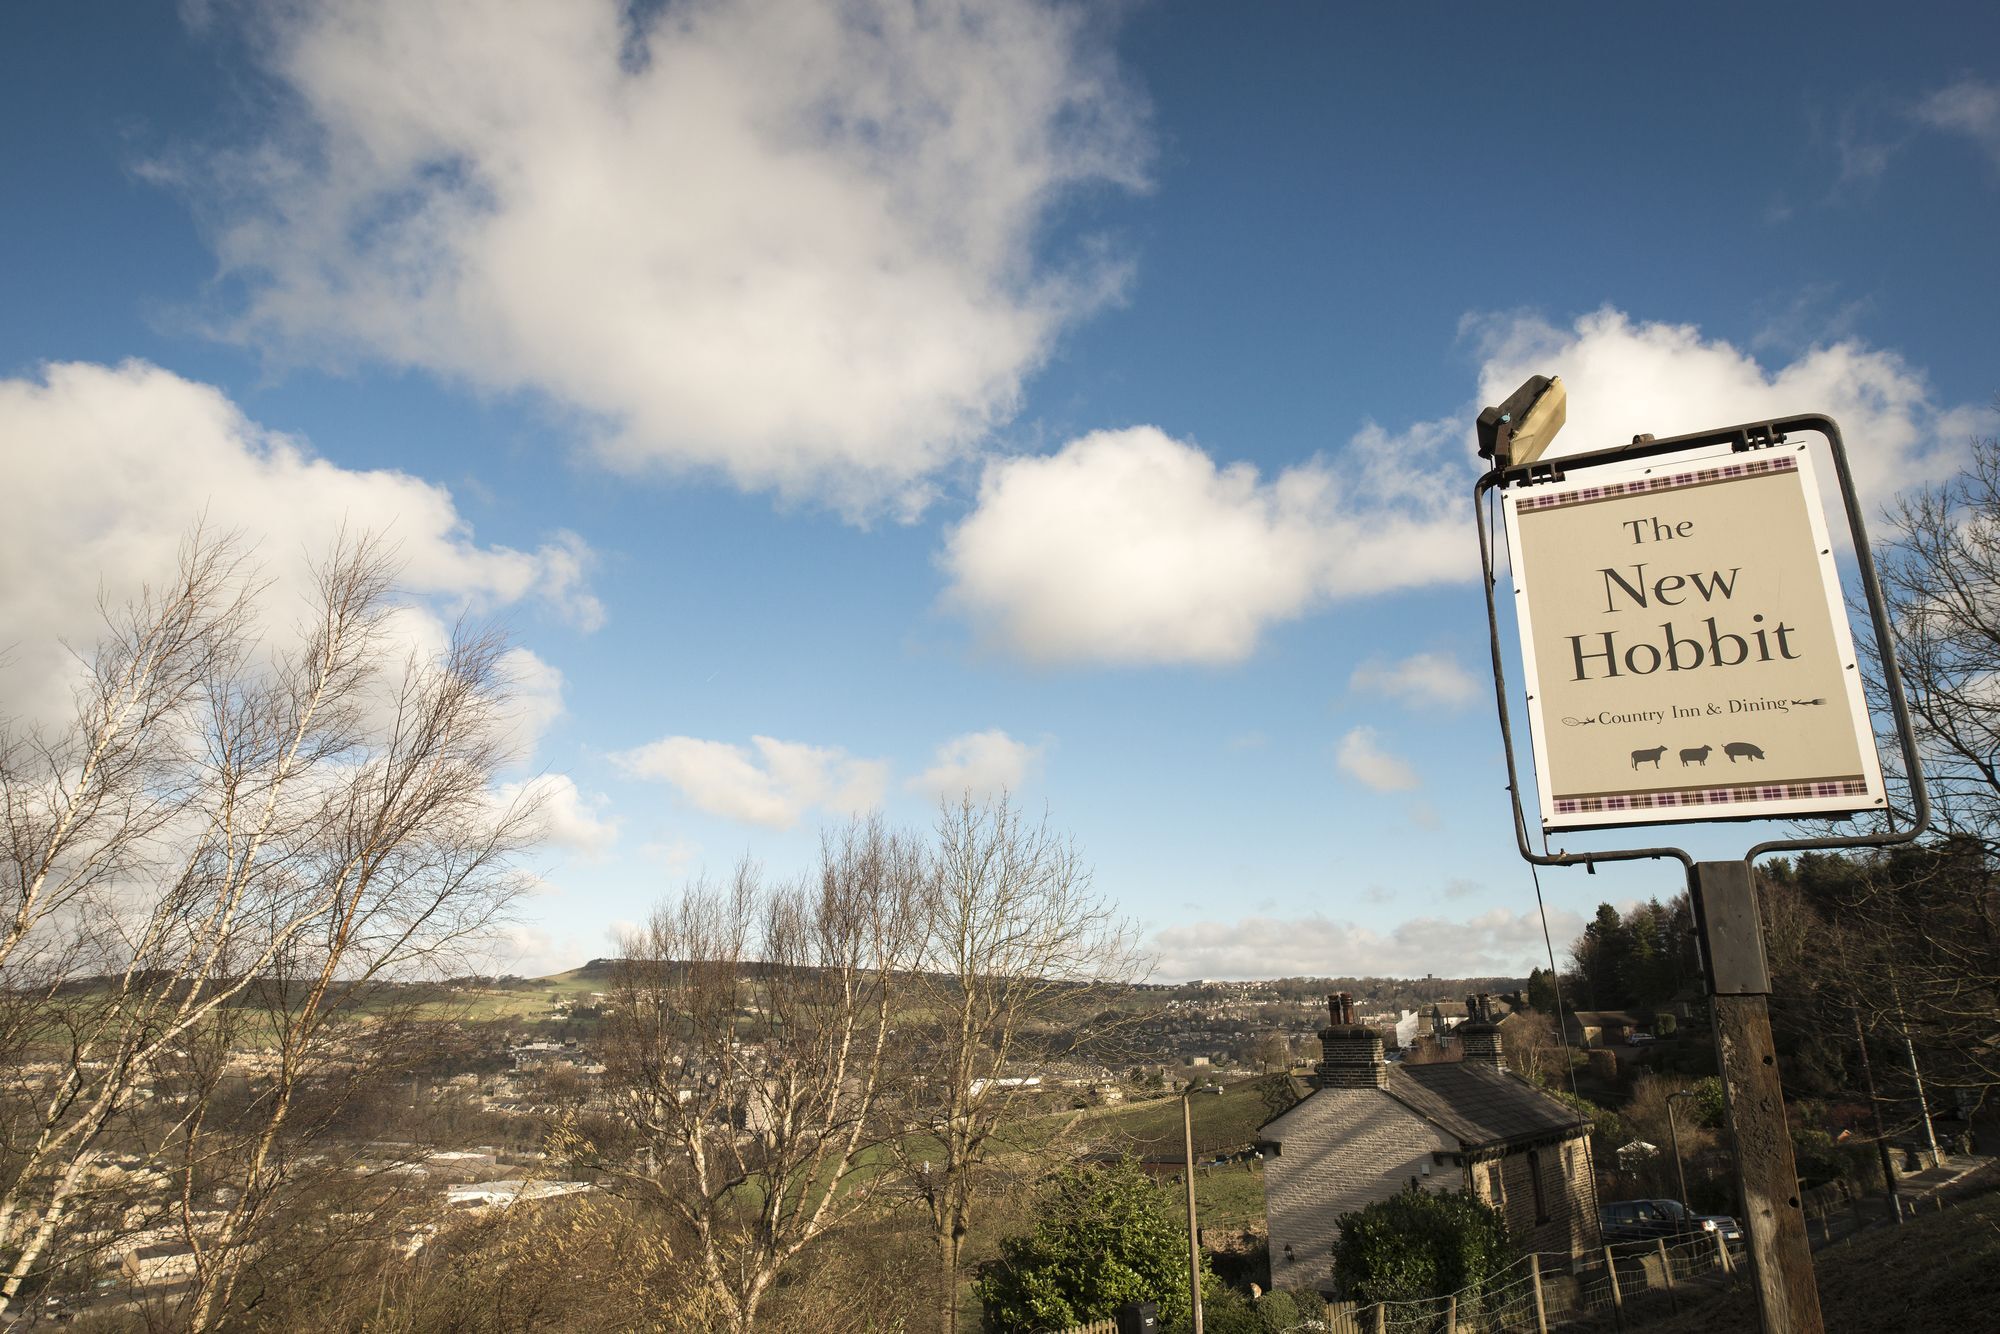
[1477, 374, 1567, 470]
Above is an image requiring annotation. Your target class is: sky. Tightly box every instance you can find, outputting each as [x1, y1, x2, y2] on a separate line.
[4, 1, 1998, 982]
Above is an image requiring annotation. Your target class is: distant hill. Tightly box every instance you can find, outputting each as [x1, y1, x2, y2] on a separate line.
[544, 958, 621, 982]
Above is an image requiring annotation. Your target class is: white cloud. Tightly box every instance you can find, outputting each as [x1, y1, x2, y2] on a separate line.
[611, 734, 888, 829]
[1151, 905, 1585, 982]
[940, 423, 1473, 665]
[497, 648, 570, 765]
[0, 360, 594, 735]
[909, 728, 1042, 800]
[1915, 77, 2000, 168]
[175, 0, 1148, 516]
[1350, 652, 1480, 709]
[639, 837, 702, 876]
[485, 924, 591, 980]
[1335, 727, 1420, 793]
[494, 774, 618, 861]
[942, 308, 1980, 668]
[1469, 307, 1981, 506]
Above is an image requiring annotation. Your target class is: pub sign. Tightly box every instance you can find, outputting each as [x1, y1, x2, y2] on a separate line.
[1503, 441, 1886, 831]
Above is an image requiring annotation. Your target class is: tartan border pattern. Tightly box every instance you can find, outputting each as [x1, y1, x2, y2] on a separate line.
[1553, 776, 1868, 817]
[1518, 453, 1796, 513]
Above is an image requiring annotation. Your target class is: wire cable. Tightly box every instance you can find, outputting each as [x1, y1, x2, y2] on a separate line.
[1489, 481, 1584, 1098]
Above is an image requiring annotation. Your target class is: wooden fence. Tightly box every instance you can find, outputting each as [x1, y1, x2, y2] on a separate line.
[1055, 1176, 1973, 1334]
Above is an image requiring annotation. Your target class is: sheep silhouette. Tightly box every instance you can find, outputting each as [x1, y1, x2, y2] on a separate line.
[1679, 745, 1712, 766]
[1631, 745, 1668, 770]
[1725, 741, 1766, 762]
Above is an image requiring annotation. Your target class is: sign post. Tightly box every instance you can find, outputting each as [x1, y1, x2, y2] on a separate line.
[1475, 409, 1930, 1334]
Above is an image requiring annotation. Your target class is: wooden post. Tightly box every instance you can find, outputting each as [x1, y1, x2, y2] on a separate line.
[1714, 1225, 1734, 1275]
[1530, 1263, 1549, 1334]
[1658, 1237, 1678, 1312]
[1694, 860, 1825, 1332]
[1604, 1246, 1624, 1329]
[1372, 1300, 1387, 1334]
[1446, 1294, 1457, 1334]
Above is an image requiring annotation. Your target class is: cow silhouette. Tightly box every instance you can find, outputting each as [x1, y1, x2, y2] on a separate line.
[1631, 745, 1668, 769]
[1679, 745, 1712, 766]
[1724, 741, 1766, 762]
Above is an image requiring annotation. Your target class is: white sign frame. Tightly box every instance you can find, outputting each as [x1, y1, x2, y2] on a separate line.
[1502, 440, 1887, 833]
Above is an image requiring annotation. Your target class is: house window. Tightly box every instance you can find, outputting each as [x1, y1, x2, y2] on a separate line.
[1527, 1149, 1549, 1224]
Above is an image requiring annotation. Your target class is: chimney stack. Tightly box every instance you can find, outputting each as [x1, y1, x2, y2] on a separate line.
[1459, 992, 1505, 1070]
[1312, 991, 1387, 1089]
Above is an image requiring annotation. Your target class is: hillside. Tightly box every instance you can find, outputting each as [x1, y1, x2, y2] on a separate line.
[1577, 1180, 2000, 1334]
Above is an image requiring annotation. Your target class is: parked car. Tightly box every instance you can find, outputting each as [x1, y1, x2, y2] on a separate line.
[1624, 1032, 1656, 1046]
[1600, 1198, 1742, 1246]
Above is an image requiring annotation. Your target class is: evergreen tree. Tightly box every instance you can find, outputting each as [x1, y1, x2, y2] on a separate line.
[1574, 904, 1629, 1008]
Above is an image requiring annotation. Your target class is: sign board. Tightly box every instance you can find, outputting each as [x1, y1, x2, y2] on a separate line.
[1503, 441, 1886, 831]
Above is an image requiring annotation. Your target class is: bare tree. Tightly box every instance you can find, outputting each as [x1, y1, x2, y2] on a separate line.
[0, 530, 539, 1325]
[594, 819, 919, 1333]
[1249, 1030, 1293, 1073]
[1834, 429, 2000, 1109]
[1875, 433, 2000, 845]
[1501, 1009, 1565, 1087]
[896, 794, 1142, 1334]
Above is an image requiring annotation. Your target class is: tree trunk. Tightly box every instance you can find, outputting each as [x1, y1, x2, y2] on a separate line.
[938, 1228, 964, 1334]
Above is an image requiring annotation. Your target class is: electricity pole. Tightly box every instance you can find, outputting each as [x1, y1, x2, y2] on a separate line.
[1692, 861, 1822, 1332]
[1181, 1086, 1204, 1334]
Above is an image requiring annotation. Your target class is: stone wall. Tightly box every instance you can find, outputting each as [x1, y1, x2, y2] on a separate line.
[1471, 1131, 1599, 1259]
[1260, 1090, 1453, 1292]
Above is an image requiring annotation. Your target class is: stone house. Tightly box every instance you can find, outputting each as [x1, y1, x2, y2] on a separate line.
[1259, 993, 1599, 1293]
[1561, 1009, 1655, 1049]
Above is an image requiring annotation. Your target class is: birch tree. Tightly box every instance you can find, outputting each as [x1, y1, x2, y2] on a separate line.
[595, 819, 919, 1333]
[898, 794, 1142, 1334]
[0, 530, 540, 1325]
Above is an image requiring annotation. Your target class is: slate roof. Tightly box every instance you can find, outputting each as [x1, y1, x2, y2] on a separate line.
[1382, 1063, 1590, 1152]
[1567, 1009, 1654, 1028]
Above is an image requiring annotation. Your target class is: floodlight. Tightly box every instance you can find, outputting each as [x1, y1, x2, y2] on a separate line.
[1476, 374, 1566, 469]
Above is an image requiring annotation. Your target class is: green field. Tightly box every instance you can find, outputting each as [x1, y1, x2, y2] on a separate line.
[1060, 1075, 1294, 1159]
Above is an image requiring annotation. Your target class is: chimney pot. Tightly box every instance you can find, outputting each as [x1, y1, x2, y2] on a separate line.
[1459, 993, 1505, 1070]
[1313, 991, 1387, 1089]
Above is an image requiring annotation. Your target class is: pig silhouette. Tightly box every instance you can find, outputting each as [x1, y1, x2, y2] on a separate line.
[1724, 742, 1765, 762]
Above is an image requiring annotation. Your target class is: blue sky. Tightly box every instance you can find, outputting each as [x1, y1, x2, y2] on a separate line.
[4, 2, 1997, 979]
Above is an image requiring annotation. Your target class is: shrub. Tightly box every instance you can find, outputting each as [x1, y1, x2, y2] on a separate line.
[1254, 1288, 1327, 1331]
[1196, 1286, 1263, 1334]
[1549, 1089, 1626, 1151]
[974, 1158, 1214, 1333]
[1331, 1187, 1511, 1308]
[1791, 1127, 1845, 1188]
[1687, 1076, 1726, 1129]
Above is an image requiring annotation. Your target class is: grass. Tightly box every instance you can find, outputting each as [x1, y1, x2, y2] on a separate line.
[1190, 1160, 1267, 1232]
[1571, 1182, 2000, 1333]
[1060, 1076, 1291, 1159]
